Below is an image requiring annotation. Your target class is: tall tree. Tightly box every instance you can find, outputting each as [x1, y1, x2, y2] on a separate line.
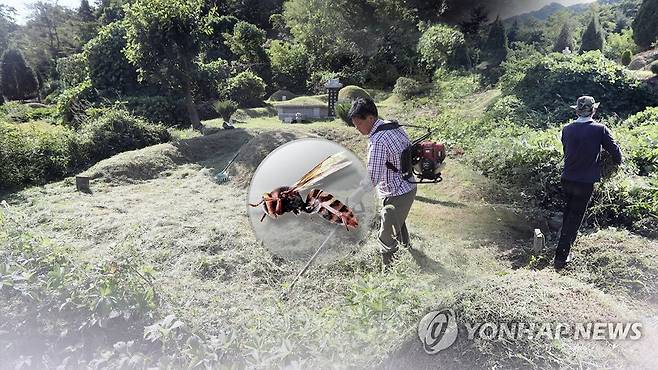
[580, 14, 605, 53]
[632, 0, 658, 49]
[482, 16, 508, 66]
[0, 49, 39, 100]
[553, 23, 575, 53]
[507, 19, 520, 46]
[223, 21, 271, 82]
[0, 5, 17, 54]
[78, 0, 94, 21]
[123, 0, 217, 130]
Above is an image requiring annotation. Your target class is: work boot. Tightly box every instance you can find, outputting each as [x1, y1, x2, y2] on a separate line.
[382, 249, 397, 272]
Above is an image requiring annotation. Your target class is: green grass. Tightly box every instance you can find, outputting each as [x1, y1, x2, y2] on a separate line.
[1, 86, 656, 368]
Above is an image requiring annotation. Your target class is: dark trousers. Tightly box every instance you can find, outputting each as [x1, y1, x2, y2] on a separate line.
[555, 179, 594, 263]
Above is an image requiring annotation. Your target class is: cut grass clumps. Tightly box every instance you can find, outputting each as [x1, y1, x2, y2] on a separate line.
[451, 270, 632, 368]
[228, 130, 305, 187]
[566, 228, 658, 300]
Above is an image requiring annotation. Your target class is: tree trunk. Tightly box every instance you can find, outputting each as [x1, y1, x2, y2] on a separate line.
[183, 76, 202, 131]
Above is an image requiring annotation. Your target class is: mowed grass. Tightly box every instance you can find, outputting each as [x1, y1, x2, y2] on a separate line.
[2, 93, 657, 368]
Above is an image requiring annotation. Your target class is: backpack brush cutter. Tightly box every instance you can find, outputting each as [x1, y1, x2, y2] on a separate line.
[373, 120, 447, 184]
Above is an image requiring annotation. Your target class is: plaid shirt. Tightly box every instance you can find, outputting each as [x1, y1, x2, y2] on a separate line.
[367, 119, 416, 198]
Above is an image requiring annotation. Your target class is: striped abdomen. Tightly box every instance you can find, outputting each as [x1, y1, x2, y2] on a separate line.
[305, 189, 358, 230]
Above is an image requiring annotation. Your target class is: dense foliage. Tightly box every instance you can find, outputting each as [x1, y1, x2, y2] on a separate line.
[506, 51, 658, 121]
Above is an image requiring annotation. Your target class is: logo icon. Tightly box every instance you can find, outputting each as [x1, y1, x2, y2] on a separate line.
[417, 308, 458, 354]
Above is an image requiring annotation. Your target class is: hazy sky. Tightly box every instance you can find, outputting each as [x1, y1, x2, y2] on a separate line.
[2, 0, 598, 25]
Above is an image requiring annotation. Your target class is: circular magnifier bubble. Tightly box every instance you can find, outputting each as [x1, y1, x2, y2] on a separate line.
[247, 138, 376, 263]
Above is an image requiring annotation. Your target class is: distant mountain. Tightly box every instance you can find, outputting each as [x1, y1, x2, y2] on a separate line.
[505, 2, 593, 23]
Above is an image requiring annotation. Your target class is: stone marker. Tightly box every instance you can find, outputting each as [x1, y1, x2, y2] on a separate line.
[533, 228, 545, 252]
[76, 176, 90, 193]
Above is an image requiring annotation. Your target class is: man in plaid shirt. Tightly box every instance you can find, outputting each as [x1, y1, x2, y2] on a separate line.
[348, 98, 417, 270]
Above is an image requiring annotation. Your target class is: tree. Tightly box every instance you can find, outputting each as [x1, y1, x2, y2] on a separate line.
[85, 21, 138, 93]
[78, 0, 94, 21]
[621, 49, 632, 66]
[553, 23, 574, 53]
[76, 0, 98, 45]
[482, 16, 508, 66]
[580, 14, 605, 53]
[0, 49, 39, 100]
[0, 5, 17, 54]
[459, 5, 489, 42]
[123, 0, 217, 130]
[223, 21, 271, 83]
[632, 0, 658, 49]
[507, 19, 520, 46]
[17, 2, 79, 83]
[267, 40, 309, 93]
[417, 24, 466, 71]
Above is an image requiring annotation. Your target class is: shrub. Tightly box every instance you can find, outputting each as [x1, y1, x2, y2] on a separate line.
[195, 58, 229, 101]
[623, 106, 658, 129]
[0, 102, 57, 123]
[335, 101, 352, 126]
[79, 108, 171, 162]
[213, 100, 238, 122]
[56, 79, 98, 127]
[337, 85, 371, 102]
[56, 53, 89, 89]
[621, 50, 632, 66]
[509, 51, 658, 121]
[604, 29, 635, 62]
[0, 120, 82, 190]
[225, 71, 266, 108]
[467, 128, 564, 208]
[122, 95, 188, 127]
[651, 60, 658, 75]
[393, 77, 423, 99]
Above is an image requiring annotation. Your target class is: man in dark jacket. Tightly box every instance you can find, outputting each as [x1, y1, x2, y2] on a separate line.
[555, 96, 623, 270]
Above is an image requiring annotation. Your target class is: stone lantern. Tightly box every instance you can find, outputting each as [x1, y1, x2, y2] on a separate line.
[325, 78, 343, 117]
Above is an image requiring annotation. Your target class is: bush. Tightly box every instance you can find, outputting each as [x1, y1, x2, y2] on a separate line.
[337, 85, 371, 102]
[623, 106, 658, 129]
[56, 79, 98, 127]
[335, 101, 352, 126]
[225, 71, 266, 108]
[393, 77, 423, 99]
[621, 50, 632, 66]
[213, 100, 238, 122]
[79, 108, 171, 162]
[467, 128, 564, 208]
[0, 102, 57, 123]
[122, 95, 188, 127]
[0, 121, 82, 190]
[509, 51, 658, 121]
[195, 59, 229, 101]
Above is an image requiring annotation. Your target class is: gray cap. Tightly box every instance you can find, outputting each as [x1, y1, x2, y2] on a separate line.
[570, 96, 600, 116]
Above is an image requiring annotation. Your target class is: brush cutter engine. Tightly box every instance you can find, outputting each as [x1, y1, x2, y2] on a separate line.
[375, 121, 446, 184]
